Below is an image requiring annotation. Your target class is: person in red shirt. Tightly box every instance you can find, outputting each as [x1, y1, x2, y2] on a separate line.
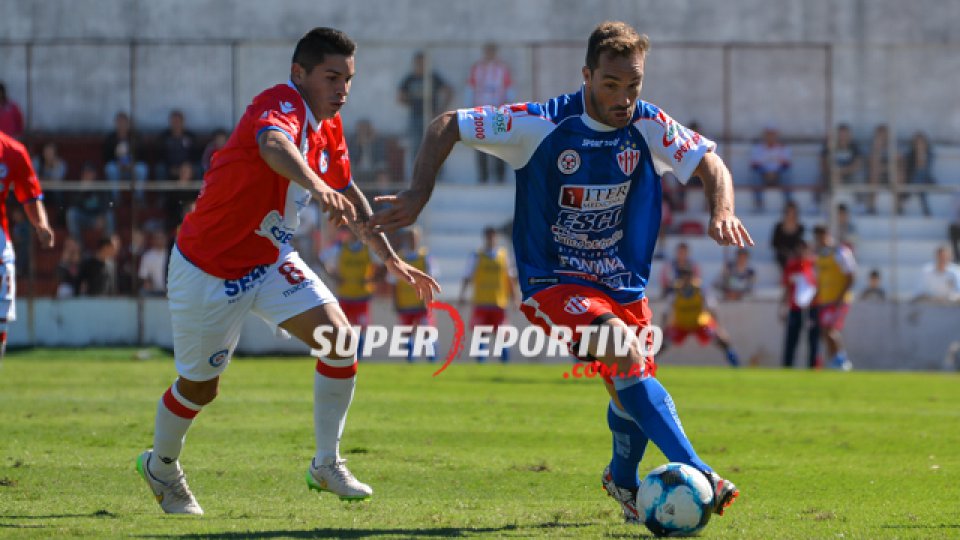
[0, 131, 55, 361]
[0, 83, 25, 139]
[136, 28, 439, 516]
[780, 239, 819, 368]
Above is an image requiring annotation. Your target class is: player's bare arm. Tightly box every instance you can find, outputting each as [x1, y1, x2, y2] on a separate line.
[257, 129, 357, 225]
[23, 199, 54, 248]
[369, 111, 460, 232]
[695, 151, 754, 248]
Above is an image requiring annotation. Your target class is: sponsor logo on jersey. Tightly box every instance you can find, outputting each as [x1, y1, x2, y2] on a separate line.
[527, 276, 559, 285]
[555, 208, 624, 233]
[223, 264, 269, 297]
[616, 142, 641, 176]
[582, 137, 620, 148]
[559, 255, 626, 276]
[279, 101, 296, 114]
[557, 149, 580, 175]
[319, 149, 329, 173]
[208, 349, 229, 367]
[558, 181, 630, 211]
[469, 112, 486, 140]
[672, 132, 702, 163]
[0, 163, 7, 179]
[563, 295, 591, 315]
[255, 210, 295, 248]
[493, 107, 512, 134]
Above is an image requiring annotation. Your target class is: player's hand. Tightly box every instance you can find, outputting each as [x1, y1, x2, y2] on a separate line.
[369, 190, 429, 232]
[36, 226, 55, 249]
[314, 187, 357, 226]
[708, 212, 754, 248]
[385, 256, 441, 304]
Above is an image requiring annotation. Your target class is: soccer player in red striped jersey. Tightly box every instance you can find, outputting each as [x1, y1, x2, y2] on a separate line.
[136, 27, 439, 515]
[0, 131, 55, 363]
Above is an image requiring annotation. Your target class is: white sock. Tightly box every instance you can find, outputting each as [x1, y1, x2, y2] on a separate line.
[313, 356, 357, 466]
[150, 381, 202, 481]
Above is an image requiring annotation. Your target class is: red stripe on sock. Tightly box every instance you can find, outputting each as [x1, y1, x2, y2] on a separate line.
[162, 387, 200, 419]
[315, 359, 357, 379]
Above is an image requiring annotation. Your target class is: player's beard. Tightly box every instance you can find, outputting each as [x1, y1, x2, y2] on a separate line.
[588, 89, 632, 129]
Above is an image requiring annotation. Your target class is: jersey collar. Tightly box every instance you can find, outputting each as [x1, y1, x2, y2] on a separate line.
[578, 86, 617, 132]
[287, 80, 320, 131]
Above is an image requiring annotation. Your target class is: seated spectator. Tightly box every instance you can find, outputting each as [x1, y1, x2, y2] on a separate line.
[78, 236, 119, 296]
[66, 162, 116, 243]
[0, 82, 24, 139]
[103, 111, 149, 195]
[898, 131, 934, 216]
[820, 123, 862, 210]
[750, 125, 791, 212]
[859, 269, 886, 301]
[659, 242, 700, 298]
[915, 246, 960, 303]
[56, 237, 82, 298]
[138, 230, 168, 296]
[866, 124, 895, 215]
[32, 142, 66, 181]
[771, 201, 805, 272]
[201, 128, 228, 174]
[154, 109, 198, 180]
[834, 203, 857, 251]
[714, 248, 756, 301]
[950, 189, 960, 263]
[348, 118, 389, 185]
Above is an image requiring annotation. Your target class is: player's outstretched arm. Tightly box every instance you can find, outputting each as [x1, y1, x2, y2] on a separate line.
[369, 111, 460, 232]
[257, 130, 357, 225]
[695, 152, 754, 248]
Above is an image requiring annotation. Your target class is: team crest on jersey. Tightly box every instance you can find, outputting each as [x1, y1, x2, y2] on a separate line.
[616, 142, 641, 176]
[563, 295, 591, 315]
[557, 149, 580, 175]
[208, 349, 229, 368]
[0, 163, 7, 179]
[319, 149, 329, 173]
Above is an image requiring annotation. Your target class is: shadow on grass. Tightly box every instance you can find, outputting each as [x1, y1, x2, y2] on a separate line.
[138, 521, 594, 539]
[880, 524, 960, 530]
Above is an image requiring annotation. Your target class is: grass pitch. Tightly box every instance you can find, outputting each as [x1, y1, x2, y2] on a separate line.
[0, 348, 958, 539]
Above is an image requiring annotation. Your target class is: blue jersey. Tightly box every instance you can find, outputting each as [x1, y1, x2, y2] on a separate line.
[456, 89, 715, 304]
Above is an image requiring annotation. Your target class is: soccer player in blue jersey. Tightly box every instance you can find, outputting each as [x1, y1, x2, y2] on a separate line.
[371, 21, 752, 523]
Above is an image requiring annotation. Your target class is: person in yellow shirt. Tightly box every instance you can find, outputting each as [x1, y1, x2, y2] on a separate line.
[811, 225, 856, 370]
[459, 226, 519, 362]
[661, 269, 739, 367]
[318, 227, 380, 358]
[390, 227, 437, 362]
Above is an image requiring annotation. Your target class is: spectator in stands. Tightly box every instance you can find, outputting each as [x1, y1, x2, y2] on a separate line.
[466, 43, 514, 183]
[898, 130, 934, 216]
[659, 242, 700, 298]
[103, 111, 149, 195]
[750, 125, 791, 212]
[56, 237, 82, 298]
[154, 109, 198, 181]
[950, 189, 960, 263]
[163, 161, 199, 231]
[866, 124, 895, 215]
[397, 51, 452, 167]
[66, 162, 115, 244]
[820, 123, 862, 211]
[32, 142, 66, 182]
[771, 200, 805, 272]
[914, 245, 960, 303]
[0, 82, 24, 139]
[834, 203, 857, 251]
[781, 240, 818, 368]
[78, 236, 119, 296]
[138, 230, 168, 296]
[348, 118, 388, 184]
[714, 248, 756, 301]
[201, 128, 228, 175]
[859, 269, 886, 301]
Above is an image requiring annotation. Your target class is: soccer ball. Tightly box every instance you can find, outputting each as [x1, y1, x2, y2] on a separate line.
[637, 462, 714, 537]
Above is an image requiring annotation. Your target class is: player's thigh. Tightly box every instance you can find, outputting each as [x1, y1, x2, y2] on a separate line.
[167, 248, 252, 381]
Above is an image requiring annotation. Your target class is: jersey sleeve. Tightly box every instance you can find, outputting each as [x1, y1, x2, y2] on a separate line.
[323, 118, 352, 192]
[634, 105, 716, 184]
[834, 246, 856, 274]
[456, 103, 554, 170]
[251, 88, 305, 145]
[10, 143, 43, 203]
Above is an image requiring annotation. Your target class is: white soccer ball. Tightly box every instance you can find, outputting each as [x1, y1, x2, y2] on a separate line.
[637, 462, 714, 537]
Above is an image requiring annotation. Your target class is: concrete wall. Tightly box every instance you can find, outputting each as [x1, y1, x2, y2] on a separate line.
[10, 297, 960, 371]
[2, 0, 960, 141]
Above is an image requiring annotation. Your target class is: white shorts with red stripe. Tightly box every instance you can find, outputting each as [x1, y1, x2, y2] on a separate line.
[0, 242, 17, 322]
[168, 244, 336, 381]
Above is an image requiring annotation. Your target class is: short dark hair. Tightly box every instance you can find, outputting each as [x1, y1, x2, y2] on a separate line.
[869, 269, 881, 279]
[292, 27, 356, 72]
[585, 21, 650, 71]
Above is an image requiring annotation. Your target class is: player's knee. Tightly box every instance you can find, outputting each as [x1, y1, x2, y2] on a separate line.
[312, 324, 359, 359]
[177, 377, 220, 406]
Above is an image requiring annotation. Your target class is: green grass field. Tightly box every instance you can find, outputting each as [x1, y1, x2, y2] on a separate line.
[1, 349, 958, 539]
